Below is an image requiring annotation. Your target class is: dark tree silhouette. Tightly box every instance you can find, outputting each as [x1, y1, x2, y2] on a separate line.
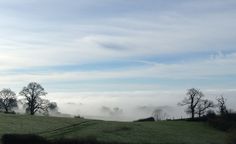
[178, 88, 204, 119]
[216, 95, 228, 116]
[19, 82, 48, 115]
[0, 88, 17, 113]
[195, 99, 214, 117]
[48, 102, 58, 112]
[152, 109, 168, 121]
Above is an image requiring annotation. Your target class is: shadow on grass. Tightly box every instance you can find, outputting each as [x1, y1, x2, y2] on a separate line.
[2, 134, 131, 144]
[2, 134, 47, 144]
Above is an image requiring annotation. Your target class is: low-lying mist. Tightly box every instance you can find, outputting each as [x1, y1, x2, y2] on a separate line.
[10, 89, 236, 121]
[12, 89, 232, 121]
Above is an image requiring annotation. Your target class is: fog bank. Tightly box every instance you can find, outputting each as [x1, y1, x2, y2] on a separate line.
[41, 89, 236, 121]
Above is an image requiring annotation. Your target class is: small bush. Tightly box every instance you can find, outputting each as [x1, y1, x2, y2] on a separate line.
[74, 115, 84, 119]
[207, 113, 236, 131]
[135, 117, 155, 122]
[208, 117, 234, 131]
[186, 116, 208, 122]
[228, 113, 236, 121]
[2, 134, 48, 144]
[206, 110, 216, 119]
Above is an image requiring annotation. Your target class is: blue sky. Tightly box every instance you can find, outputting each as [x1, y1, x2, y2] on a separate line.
[0, 0, 236, 120]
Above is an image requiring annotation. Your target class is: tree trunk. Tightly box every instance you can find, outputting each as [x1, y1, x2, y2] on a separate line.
[30, 110, 35, 115]
[30, 112, 34, 115]
[198, 112, 201, 118]
[30, 106, 35, 115]
[191, 108, 195, 119]
[5, 107, 8, 113]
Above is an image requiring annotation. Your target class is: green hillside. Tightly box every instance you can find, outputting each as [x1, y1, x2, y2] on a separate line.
[0, 113, 227, 144]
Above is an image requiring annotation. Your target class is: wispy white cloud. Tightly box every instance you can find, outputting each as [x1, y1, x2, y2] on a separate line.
[0, 0, 236, 120]
[0, 51, 235, 92]
[0, 0, 236, 69]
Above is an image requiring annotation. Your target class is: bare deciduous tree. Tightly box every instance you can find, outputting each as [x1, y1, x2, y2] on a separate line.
[19, 82, 48, 115]
[195, 99, 214, 117]
[0, 88, 17, 112]
[216, 95, 228, 116]
[152, 109, 168, 121]
[178, 88, 204, 119]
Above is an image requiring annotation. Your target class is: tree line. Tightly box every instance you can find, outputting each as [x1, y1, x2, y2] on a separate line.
[0, 82, 57, 115]
[178, 88, 230, 119]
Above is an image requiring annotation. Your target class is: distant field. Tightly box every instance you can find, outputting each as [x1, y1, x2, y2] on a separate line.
[0, 113, 227, 144]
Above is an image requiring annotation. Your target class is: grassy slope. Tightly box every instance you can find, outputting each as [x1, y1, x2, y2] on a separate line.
[0, 113, 227, 144]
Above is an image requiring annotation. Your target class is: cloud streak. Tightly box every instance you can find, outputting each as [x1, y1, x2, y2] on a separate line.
[0, 0, 235, 120]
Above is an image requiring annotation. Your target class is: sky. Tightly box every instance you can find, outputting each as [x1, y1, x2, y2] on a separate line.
[0, 0, 236, 121]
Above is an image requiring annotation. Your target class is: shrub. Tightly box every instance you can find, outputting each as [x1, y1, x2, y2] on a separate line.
[2, 134, 48, 144]
[208, 117, 234, 131]
[207, 113, 236, 131]
[135, 117, 155, 122]
[206, 110, 216, 119]
[74, 115, 84, 119]
[228, 113, 236, 121]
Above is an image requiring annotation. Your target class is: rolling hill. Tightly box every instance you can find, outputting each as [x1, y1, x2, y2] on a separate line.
[0, 113, 227, 144]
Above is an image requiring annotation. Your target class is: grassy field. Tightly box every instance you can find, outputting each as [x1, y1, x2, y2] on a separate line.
[0, 113, 227, 144]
